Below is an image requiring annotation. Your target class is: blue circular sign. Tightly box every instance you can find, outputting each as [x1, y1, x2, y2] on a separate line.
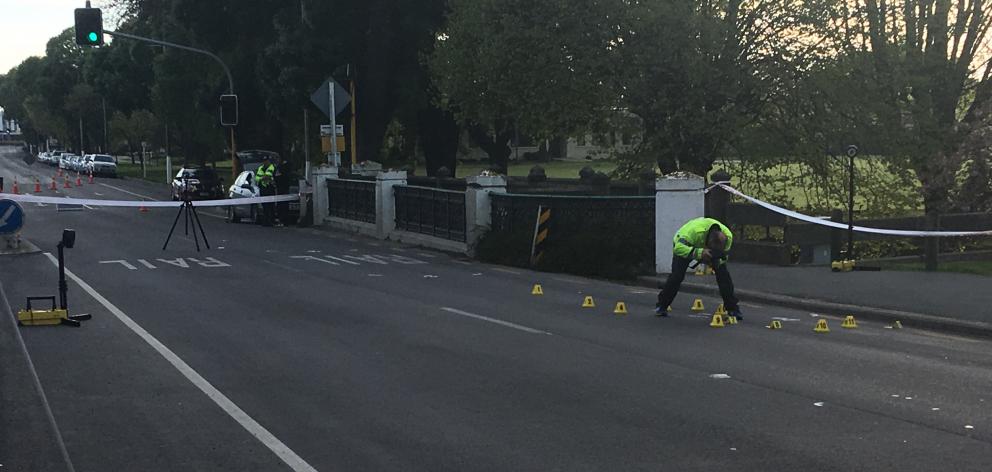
[0, 199, 25, 235]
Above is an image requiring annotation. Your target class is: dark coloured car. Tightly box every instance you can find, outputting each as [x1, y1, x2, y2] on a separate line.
[171, 167, 225, 200]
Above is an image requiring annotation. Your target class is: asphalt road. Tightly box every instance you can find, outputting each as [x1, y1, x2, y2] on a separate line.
[2, 146, 991, 471]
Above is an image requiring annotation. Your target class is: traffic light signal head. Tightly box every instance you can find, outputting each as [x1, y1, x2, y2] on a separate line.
[219, 94, 239, 126]
[74, 7, 104, 46]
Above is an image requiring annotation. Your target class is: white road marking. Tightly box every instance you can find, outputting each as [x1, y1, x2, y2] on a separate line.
[94, 192, 104, 196]
[491, 268, 522, 275]
[263, 259, 303, 273]
[44, 253, 318, 472]
[440, 307, 551, 335]
[100, 260, 138, 270]
[709, 373, 731, 379]
[771, 317, 800, 322]
[323, 255, 360, 265]
[292, 255, 338, 265]
[453, 260, 472, 265]
[82, 204, 98, 210]
[814, 402, 825, 407]
[99, 182, 153, 200]
[137, 259, 157, 269]
[418, 253, 438, 258]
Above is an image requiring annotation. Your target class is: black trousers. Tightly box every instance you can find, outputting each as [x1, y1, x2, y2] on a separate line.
[657, 255, 739, 312]
[260, 185, 275, 226]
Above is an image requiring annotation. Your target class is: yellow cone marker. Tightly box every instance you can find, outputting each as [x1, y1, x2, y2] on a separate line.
[766, 320, 783, 330]
[691, 298, 705, 312]
[667, 305, 673, 313]
[725, 314, 738, 325]
[841, 315, 858, 329]
[582, 296, 596, 308]
[894, 320, 903, 329]
[613, 302, 628, 315]
[694, 266, 706, 276]
[709, 313, 725, 328]
[714, 303, 728, 317]
[531, 284, 544, 296]
[814, 319, 830, 333]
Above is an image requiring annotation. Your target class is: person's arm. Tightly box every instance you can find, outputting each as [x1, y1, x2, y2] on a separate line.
[674, 234, 701, 260]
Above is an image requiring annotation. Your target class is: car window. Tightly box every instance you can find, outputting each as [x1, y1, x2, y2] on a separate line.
[94, 156, 114, 163]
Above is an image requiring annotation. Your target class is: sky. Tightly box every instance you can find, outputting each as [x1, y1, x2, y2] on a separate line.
[0, 0, 111, 75]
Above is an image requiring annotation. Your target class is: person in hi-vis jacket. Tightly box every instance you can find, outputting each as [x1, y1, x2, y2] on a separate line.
[656, 217, 742, 320]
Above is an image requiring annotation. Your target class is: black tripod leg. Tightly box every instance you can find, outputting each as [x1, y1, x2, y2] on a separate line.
[184, 201, 190, 235]
[188, 203, 201, 252]
[163, 204, 185, 250]
[190, 204, 211, 249]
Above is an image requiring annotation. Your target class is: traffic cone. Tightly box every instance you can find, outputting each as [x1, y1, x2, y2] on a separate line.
[531, 284, 544, 295]
[12, 179, 19, 194]
[766, 320, 783, 330]
[57, 168, 63, 177]
[88, 171, 94, 184]
[34, 178, 41, 193]
[50, 176, 58, 190]
[725, 314, 738, 325]
[139, 205, 149, 213]
[582, 296, 596, 308]
[613, 302, 628, 315]
[841, 316, 858, 329]
[714, 303, 728, 317]
[76, 173, 82, 186]
[814, 319, 830, 333]
[709, 313, 725, 328]
[691, 298, 705, 312]
[64, 177, 72, 189]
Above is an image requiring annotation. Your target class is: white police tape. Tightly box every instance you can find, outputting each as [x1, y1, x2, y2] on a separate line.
[708, 183, 992, 238]
[0, 193, 298, 208]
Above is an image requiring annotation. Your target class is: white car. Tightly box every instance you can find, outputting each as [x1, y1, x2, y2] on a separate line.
[225, 170, 300, 223]
[85, 154, 117, 177]
[59, 154, 77, 170]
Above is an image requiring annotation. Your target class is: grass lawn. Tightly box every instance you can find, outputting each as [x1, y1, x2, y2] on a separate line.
[117, 159, 233, 183]
[881, 260, 992, 277]
[449, 159, 616, 178]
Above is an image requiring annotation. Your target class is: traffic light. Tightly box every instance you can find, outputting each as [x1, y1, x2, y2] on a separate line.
[74, 7, 104, 46]
[219, 94, 239, 126]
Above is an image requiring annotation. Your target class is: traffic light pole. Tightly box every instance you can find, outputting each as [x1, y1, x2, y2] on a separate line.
[104, 30, 237, 177]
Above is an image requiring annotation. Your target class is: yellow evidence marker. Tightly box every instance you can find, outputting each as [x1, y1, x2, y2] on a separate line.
[614, 302, 628, 315]
[766, 320, 783, 330]
[841, 315, 858, 329]
[691, 298, 706, 312]
[582, 296, 596, 308]
[710, 313, 725, 328]
[531, 284, 544, 296]
[814, 319, 830, 333]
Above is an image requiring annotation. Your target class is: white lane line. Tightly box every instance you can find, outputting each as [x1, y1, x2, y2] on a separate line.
[0, 281, 77, 472]
[491, 268, 522, 275]
[99, 182, 154, 200]
[44, 253, 318, 472]
[263, 259, 303, 273]
[440, 307, 552, 335]
[453, 260, 472, 265]
[323, 255, 360, 265]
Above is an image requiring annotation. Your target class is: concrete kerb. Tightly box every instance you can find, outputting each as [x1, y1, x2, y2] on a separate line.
[636, 276, 992, 339]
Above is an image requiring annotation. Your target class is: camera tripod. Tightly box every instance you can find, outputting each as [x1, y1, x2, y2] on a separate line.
[163, 179, 211, 251]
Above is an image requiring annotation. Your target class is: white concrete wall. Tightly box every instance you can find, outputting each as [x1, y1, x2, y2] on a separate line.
[310, 165, 339, 223]
[656, 174, 705, 274]
[376, 171, 407, 238]
[465, 175, 508, 249]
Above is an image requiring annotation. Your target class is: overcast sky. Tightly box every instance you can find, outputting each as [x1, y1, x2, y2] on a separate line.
[1, 0, 111, 75]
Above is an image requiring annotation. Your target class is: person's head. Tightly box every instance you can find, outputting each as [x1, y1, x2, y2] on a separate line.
[262, 156, 270, 165]
[706, 224, 727, 251]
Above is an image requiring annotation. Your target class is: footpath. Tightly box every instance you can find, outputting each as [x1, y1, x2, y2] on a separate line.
[639, 263, 992, 338]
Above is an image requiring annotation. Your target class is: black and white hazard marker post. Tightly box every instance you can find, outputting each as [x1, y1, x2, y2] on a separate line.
[162, 176, 210, 252]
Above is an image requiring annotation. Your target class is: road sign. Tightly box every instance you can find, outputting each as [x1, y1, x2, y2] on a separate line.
[0, 199, 25, 235]
[310, 79, 351, 118]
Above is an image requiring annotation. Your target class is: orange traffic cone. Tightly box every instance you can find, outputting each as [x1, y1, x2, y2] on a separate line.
[50, 176, 58, 190]
[57, 168, 63, 177]
[64, 177, 72, 189]
[88, 171, 94, 184]
[76, 173, 82, 186]
[12, 179, 19, 194]
[139, 205, 149, 213]
[34, 178, 42, 193]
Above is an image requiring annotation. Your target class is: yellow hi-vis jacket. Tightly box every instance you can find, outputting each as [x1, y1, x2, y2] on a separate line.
[673, 217, 733, 265]
[256, 163, 275, 187]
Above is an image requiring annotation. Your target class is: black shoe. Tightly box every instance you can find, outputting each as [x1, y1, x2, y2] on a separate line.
[655, 305, 669, 317]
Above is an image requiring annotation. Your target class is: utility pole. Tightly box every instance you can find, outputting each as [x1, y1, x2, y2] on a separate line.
[102, 97, 107, 153]
[79, 116, 84, 154]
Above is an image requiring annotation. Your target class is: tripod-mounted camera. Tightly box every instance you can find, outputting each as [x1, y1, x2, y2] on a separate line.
[162, 174, 211, 251]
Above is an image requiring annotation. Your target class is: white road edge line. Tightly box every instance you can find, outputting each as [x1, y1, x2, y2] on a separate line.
[43, 253, 318, 472]
[491, 268, 522, 275]
[98, 182, 153, 200]
[440, 307, 552, 335]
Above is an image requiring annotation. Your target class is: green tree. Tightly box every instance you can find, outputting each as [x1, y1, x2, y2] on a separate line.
[429, 0, 622, 172]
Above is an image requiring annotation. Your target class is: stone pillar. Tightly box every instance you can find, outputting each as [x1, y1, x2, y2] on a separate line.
[310, 164, 338, 225]
[376, 170, 408, 238]
[656, 173, 705, 274]
[465, 174, 508, 248]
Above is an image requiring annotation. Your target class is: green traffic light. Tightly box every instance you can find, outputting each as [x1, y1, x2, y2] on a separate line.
[88, 32, 98, 42]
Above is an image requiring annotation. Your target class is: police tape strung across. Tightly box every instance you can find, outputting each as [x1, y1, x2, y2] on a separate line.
[706, 182, 992, 238]
[0, 193, 298, 208]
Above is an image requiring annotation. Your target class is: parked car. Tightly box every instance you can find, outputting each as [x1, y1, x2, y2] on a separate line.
[49, 151, 65, 166]
[84, 154, 117, 177]
[171, 167, 225, 200]
[59, 153, 77, 170]
[225, 170, 300, 224]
